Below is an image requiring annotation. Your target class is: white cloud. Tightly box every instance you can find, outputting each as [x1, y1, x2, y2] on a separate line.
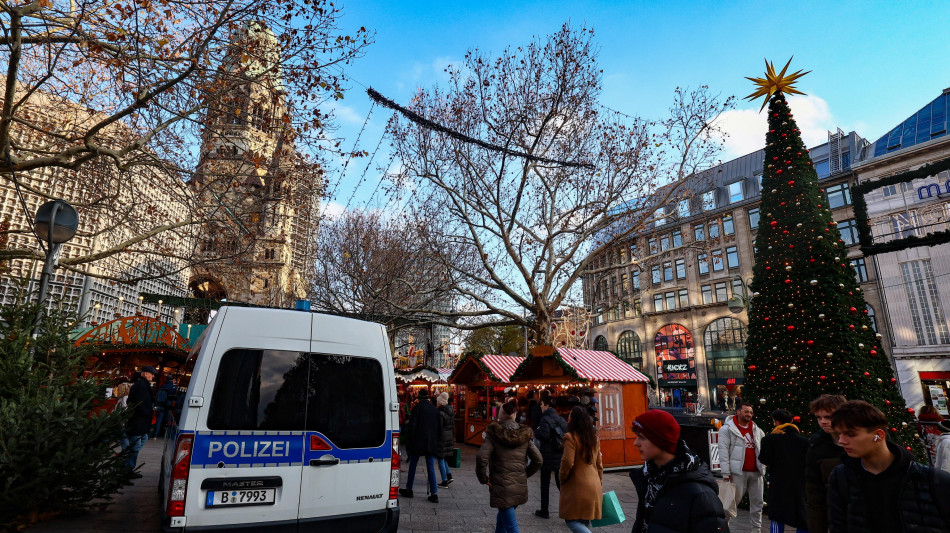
[713, 94, 837, 160]
[320, 200, 346, 220]
[324, 100, 364, 126]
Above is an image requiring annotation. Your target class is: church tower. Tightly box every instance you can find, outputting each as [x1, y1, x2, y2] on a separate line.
[190, 22, 320, 308]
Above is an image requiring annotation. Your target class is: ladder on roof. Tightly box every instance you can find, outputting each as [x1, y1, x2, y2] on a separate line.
[828, 127, 846, 175]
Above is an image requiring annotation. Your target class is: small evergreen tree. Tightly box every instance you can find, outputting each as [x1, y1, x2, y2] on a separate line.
[0, 298, 133, 527]
[741, 60, 921, 454]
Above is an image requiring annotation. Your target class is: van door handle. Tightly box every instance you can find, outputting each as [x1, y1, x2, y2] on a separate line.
[309, 458, 340, 467]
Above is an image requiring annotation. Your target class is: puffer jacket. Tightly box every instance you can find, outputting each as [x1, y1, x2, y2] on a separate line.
[630, 440, 728, 533]
[758, 423, 808, 528]
[406, 400, 441, 456]
[534, 406, 568, 471]
[804, 430, 843, 533]
[828, 440, 950, 533]
[476, 419, 543, 509]
[436, 404, 455, 459]
[717, 415, 765, 476]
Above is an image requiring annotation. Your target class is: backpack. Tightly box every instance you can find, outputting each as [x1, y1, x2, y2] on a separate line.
[552, 424, 565, 451]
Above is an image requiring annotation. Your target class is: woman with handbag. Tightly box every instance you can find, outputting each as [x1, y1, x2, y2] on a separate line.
[559, 406, 603, 533]
[630, 409, 728, 533]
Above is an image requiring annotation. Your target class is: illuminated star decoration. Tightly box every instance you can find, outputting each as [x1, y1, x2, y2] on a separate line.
[745, 57, 811, 111]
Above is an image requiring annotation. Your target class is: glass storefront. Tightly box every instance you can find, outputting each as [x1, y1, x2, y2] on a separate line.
[655, 324, 697, 408]
[594, 335, 608, 351]
[704, 317, 748, 411]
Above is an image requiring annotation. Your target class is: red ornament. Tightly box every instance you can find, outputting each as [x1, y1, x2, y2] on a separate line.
[763, 317, 770, 321]
[907, 407, 915, 414]
[819, 375, 827, 380]
[770, 376, 776, 381]
[849, 324, 856, 330]
[770, 220, 778, 227]
[807, 340, 814, 345]
[789, 244, 794, 249]
[863, 372, 870, 377]
[890, 378, 897, 383]
[849, 307, 858, 314]
[870, 350, 878, 356]
[785, 279, 792, 284]
[787, 325, 796, 331]
[749, 365, 757, 371]
[886, 400, 891, 405]
[787, 180, 795, 186]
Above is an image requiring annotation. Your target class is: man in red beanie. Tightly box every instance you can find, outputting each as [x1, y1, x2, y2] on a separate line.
[630, 409, 728, 533]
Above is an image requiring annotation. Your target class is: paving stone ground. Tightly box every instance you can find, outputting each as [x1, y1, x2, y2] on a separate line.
[31, 439, 786, 532]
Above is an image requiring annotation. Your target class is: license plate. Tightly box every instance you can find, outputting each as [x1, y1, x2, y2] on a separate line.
[206, 488, 276, 507]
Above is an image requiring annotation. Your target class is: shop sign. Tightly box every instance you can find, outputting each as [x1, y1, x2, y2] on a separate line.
[658, 379, 697, 387]
[662, 360, 691, 373]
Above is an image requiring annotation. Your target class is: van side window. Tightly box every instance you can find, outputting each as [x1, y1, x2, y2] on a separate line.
[207, 349, 308, 431]
[307, 354, 386, 449]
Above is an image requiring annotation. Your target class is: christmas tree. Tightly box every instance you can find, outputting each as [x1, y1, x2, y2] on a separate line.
[741, 59, 921, 454]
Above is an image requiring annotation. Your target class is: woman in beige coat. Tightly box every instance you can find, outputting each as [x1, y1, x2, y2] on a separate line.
[559, 406, 603, 533]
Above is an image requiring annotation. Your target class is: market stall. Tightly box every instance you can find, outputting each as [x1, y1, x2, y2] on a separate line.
[448, 353, 524, 446]
[395, 366, 455, 399]
[510, 346, 651, 468]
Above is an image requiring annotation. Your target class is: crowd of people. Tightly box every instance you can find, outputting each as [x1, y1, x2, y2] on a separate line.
[399, 387, 950, 533]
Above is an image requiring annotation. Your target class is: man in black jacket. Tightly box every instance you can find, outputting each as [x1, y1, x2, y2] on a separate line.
[533, 395, 567, 519]
[828, 400, 950, 533]
[400, 389, 442, 503]
[630, 409, 728, 533]
[804, 393, 846, 533]
[759, 409, 808, 532]
[124, 366, 156, 471]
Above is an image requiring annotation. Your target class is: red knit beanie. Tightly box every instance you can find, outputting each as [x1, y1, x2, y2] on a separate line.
[633, 409, 680, 454]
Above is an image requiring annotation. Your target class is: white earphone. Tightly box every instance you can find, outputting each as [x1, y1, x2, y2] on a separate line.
[873, 435, 880, 442]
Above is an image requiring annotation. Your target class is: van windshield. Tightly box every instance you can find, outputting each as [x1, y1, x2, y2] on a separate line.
[207, 349, 386, 449]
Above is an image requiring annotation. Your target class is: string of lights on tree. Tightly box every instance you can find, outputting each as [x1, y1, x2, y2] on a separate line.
[740, 59, 923, 456]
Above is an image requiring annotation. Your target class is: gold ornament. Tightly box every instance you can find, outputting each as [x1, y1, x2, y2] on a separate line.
[745, 57, 811, 111]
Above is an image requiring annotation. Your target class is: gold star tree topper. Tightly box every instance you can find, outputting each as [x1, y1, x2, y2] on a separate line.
[745, 57, 811, 111]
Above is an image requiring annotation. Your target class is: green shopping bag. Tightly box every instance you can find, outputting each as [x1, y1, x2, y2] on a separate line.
[451, 448, 462, 468]
[591, 490, 625, 527]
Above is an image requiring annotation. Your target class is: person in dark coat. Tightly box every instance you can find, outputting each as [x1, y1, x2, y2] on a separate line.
[529, 389, 549, 432]
[759, 409, 808, 532]
[533, 394, 568, 519]
[476, 401, 542, 533]
[804, 394, 846, 533]
[435, 392, 455, 487]
[828, 400, 950, 533]
[399, 389, 442, 503]
[631, 409, 728, 533]
[124, 366, 156, 471]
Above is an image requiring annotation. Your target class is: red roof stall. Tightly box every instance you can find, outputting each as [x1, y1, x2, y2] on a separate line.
[448, 353, 524, 446]
[510, 347, 651, 468]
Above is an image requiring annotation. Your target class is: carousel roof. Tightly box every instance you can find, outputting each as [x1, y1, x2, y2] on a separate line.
[511, 348, 650, 383]
[395, 366, 454, 383]
[73, 315, 190, 354]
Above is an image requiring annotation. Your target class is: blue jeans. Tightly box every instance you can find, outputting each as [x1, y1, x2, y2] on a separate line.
[770, 522, 807, 533]
[124, 433, 148, 470]
[406, 454, 438, 494]
[495, 506, 519, 533]
[565, 520, 592, 533]
[437, 457, 451, 482]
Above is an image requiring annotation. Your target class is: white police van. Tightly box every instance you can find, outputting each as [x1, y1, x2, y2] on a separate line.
[159, 307, 400, 532]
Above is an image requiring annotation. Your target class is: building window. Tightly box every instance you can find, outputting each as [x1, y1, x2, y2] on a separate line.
[621, 274, 629, 293]
[633, 298, 642, 315]
[654, 294, 664, 312]
[665, 291, 677, 310]
[693, 223, 705, 241]
[731, 278, 744, 297]
[755, 173, 763, 190]
[616, 331, 642, 368]
[814, 159, 830, 177]
[623, 301, 631, 318]
[841, 152, 851, 169]
[701, 284, 713, 304]
[678, 199, 690, 219]
[594, 307, 603, 325]
[728, 181, 744, 203]
[883, 182, 913, 197]
[723, 214, 735, 236]
[748, 207, 760, 229]
[632, 271, 640, 290]
[852, 258, 869, 283]
[867, 304, 878, 333]
[900, 259, 950, 345]
[660, 235, 670, 251]
[704, 317, 748, 384]
[620, 246, 628, 264]
[629, 243, 638, 260]
[649, 238, 658, 254]
[678, 289, 689, 308]
[711, 249, 725, 272]
[698, 253, 709, 275]
[611, 276, 618, 296]
[594, 335, 608, 351]
[726, 246, 739, 269]
[675, 258, 686, 280]
[663, 261, 673, 282]
[824, 183, 852, 209]
[708, 221, 720, 239]
[702, 190, 716, 211]
[652, 265, 661, 284]
[672, 229, 683, 248]
[655, 210, 666, 227]
[714, 282, 728, 302]
[838, 219, 859, 245]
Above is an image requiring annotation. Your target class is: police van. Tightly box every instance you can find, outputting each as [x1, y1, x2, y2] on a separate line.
[159, 307, 400, 532]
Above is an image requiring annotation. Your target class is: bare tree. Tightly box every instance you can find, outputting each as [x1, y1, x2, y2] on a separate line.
[0, 0, 369, 284]
[382, 24, 731, 344]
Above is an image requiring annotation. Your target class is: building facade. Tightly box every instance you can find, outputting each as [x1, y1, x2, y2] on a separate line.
[852, 88, 950, 414]
[583, 130, 891, 411]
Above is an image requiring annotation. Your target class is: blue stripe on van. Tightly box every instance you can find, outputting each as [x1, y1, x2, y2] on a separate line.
[187, 431, 392, 468]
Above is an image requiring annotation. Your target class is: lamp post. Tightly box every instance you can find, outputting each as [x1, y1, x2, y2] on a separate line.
[727, 276, 756, 314]
[33, 200, 78, 331]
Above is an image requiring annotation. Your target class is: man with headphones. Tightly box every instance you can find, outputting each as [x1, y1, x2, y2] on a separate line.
[827, 400, 950, 532]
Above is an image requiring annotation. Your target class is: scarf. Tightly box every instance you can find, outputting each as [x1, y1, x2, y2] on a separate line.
[771, 422, 799, 434]
[636, 443, 700, 533]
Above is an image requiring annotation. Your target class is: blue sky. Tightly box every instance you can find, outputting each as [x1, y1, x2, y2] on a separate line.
[322, 0, 950, 214]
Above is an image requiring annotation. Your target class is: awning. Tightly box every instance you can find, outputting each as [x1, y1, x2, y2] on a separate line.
[449, 353, 524, 384]
[556, 349, 651, 382]
[480, 355, 524, 384]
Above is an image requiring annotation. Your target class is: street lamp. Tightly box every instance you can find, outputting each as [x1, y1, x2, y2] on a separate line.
[33, 199, 78, 315]
[727, 275, 755, 314]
